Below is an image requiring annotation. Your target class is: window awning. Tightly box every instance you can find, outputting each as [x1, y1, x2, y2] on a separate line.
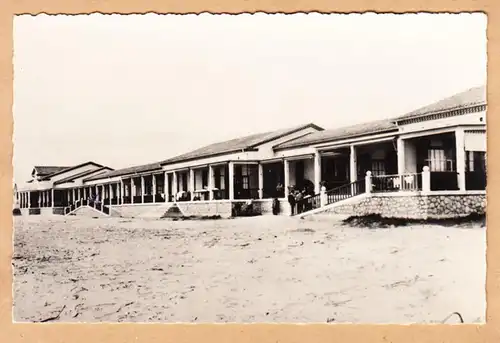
[464, 131, 486, 152]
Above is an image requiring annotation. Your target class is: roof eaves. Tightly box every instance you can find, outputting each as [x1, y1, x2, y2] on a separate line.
[54, 167, 113, 185]
[84, 165, 163, 181]
[274, 127, 399, 151]
[40, 162, 107, 180]
[393, 102, 487, 124]
[248, 123, 324, 149]
[159, 147, 259, 167]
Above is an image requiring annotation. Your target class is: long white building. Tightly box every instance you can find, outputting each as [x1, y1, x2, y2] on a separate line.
[15, 85, 487, 219]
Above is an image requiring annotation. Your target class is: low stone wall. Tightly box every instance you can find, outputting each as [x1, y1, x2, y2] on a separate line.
[40, 208, 54, 216]
[253, 199, 291, 215]
[325, 192, 486, 219]
[110, 204, 164, 218]
[111, 201, 233, 219]
[71, 206, 108, 218]
[20, 208, 30, 216]
[52, 207, 66, 215]
[177, 201, 232, 218]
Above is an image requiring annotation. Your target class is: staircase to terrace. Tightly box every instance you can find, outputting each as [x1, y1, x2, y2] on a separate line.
[293, 171, 423, 217]
[64, 199, 111, 216]
[294, 179, 366, 216]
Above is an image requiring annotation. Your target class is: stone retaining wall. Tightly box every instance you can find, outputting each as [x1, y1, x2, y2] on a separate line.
[325, 193, 486, 219]
[52, 207, 66, 215]
[111, 202, 233, 218]
[110, 204, 163, 218]
[253, 199, 291, 215]
[71, 206, 108, 218]
[177, 201, 232, 218]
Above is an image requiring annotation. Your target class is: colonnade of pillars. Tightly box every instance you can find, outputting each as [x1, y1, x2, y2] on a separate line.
[17, 146, 364, 209]
[18, 189, 54, 208]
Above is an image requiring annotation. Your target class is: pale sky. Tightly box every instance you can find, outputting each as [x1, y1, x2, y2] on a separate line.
[12, 13, 487, 183]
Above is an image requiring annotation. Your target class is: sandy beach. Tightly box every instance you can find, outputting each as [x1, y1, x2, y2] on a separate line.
[12, 214, 485, 323]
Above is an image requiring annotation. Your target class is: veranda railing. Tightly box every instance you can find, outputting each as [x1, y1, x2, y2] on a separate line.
[371, 173, 421, 193]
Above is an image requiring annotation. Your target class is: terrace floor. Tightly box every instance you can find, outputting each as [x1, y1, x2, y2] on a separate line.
[12, 215, 485, 323]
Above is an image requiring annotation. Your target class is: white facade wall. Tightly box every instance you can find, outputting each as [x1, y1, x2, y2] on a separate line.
[255, 126, 320, 159]
[398, 111, 485, 136]
[48, 164, 102, 183]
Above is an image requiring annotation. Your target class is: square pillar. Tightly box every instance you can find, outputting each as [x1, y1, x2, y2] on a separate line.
[152, 174, 157, 203]
[456, 128, 466, 191]
[284, 159, 290, 198]
[397, 137, 405, 175]
[228, 162, 235, 200]
[164, 172, 169, 203]
[208, 165, 214, 200]
[109, 183, 114, 204]
[120, 180, 124, 204]
[172, 172, 178, 201]
[115, 183, 119, 204]
[131, 179, 135, 204]
[422, 166, 431, 194]
[258, 163, 264, 199]
[189, 168, 195, 194]
[314, 151, 322, 194]
[37, 192, 41, 208]
[350, 145, 357, 183]
[141, 176, 145, 203]
[28, 192, 31, 208]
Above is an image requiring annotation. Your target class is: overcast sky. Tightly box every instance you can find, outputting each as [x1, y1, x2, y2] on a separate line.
[12, 13, 486, 183]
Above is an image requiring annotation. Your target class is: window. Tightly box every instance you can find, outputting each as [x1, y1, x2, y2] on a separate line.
[156, 176, 164, 194]
[214, 167, 225, 189]
[466, 151, 475, 172]
[181, 172, 188, 191]
[242, 165, 250, 189]
[145, 181, 152, 195]
[427, 149, 453, 172]
[242, 176, 249, 189]
[202, 170, 208, 188]
[466, 151, 486, 172]
[371, 160, 386, 176]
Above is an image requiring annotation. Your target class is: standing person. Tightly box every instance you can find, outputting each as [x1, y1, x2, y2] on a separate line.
[287, 187, 296, 216]
[295, 190, 304, 214]
[303, 190, 312, 211]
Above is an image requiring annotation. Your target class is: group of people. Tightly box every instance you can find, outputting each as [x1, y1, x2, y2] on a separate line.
[287, 187, 313, 216]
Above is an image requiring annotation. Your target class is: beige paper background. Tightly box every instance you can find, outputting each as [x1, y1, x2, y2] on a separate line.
[0, 1, 497, 342]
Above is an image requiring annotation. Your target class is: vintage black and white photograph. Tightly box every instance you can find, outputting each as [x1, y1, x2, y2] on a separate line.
[12, 13, 486, 323]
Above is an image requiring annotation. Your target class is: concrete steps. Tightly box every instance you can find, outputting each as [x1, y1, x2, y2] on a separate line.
[68, 206, 109, 218]
[298, 193, 369, 218]
[138, 204, 175, 219]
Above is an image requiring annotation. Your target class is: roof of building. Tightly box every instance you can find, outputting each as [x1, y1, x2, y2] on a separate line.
[394, 85, 486, 122]
[33, 166, 71, 177]
[159, 123, 323, 165]
[84, 123, 323, 181]
[274, 118, 397, 150]
[39, 161, 107, 180]
[54, 167, 113, 185]
[83, 161, 163, 181]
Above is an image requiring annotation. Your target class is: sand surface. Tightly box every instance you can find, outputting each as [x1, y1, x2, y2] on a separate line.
[12, 215, 485, 323]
